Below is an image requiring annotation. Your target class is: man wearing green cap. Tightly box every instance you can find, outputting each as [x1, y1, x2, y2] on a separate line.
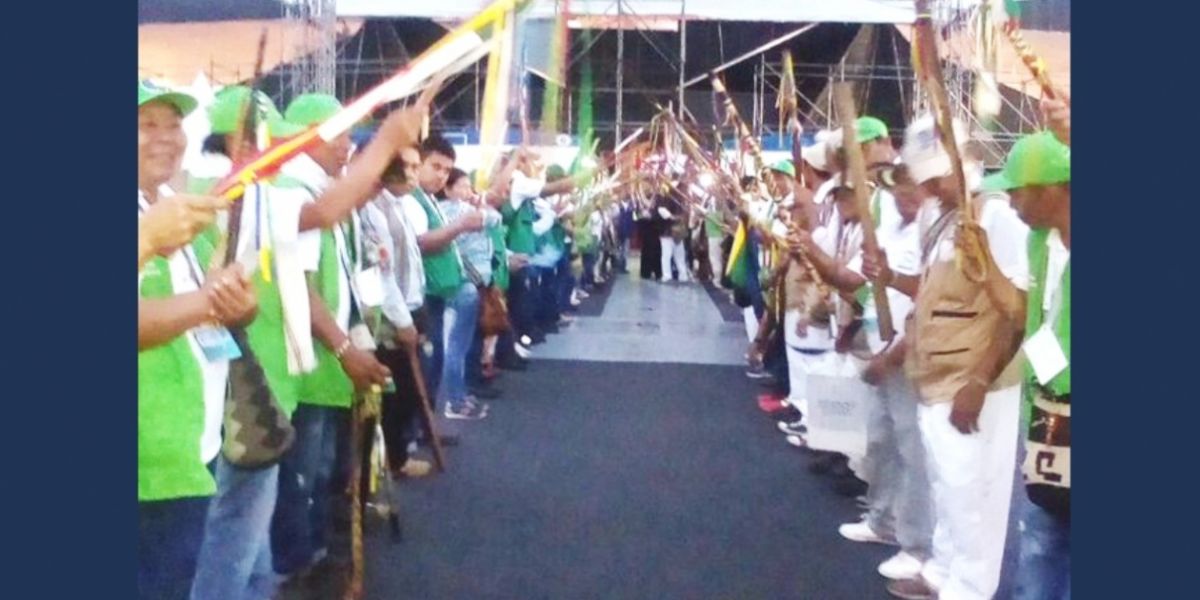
[982, 131, 1071, 600]
[137, 80, 260, 600]
[867, 113, 1029, 600]
[267, 93, 438, 581]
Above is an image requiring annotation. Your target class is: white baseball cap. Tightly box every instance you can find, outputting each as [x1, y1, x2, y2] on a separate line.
[900, 113, 969, 185]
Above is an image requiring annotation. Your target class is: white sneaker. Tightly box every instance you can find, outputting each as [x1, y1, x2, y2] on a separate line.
[878, 551, 924, 581]
[577, 289, 591, 299]
[514, 344, 532, 359]
[785, 434, 806, 448]
[838, 520, 898, 545]
[519, 335, 533, 347]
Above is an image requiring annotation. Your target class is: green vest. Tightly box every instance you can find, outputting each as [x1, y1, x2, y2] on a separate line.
[1024, 228, 1071, 396]
[241, 185, 302, 417]
[301, 222, 355, 408]
[573, 211, 597, 253]
[489, 223, 510, 291]
[413, 188, 465, 299]
[138, 226, 220, 501]
[503, 200, 537, 254]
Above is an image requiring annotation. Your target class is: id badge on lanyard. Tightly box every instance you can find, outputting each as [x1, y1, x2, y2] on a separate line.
[181, 247, 242, 362]
[140, 194, 242, 362]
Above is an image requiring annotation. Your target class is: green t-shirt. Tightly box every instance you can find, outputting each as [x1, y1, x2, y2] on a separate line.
[300, 223, 355, 408]
[503, 200, 537, 255]
[412, 188, 465, 299]
[138, 225, 220, 502]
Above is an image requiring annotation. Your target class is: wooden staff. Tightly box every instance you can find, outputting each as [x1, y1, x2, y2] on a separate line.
[406, 342, 446, 472]
[913, 0, 989, 282]
[833, 83, 895, 343]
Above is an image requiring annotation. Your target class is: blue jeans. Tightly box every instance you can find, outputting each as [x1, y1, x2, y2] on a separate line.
[191, 458, 279, 600]
[466, 327, 485, 388]
[507, 267, 536, 338]
[556, 247, 576, 312]
[1014, 496, 1070, 600]
[139, 495, 211, 600]
[439, 283, 480, 407]
[533, 265, 560, 327]
[581, 251, 598, 289]
[422, 296, 446, 405]
[865, 371, 934, 560]
[270, 405, 350, 575]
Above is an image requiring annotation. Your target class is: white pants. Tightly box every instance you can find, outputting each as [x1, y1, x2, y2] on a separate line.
[660, 236, 690, 282]
[743, 307, 759, 343]
[708, 236, 724, 281]
[919, 385, 1020, 600]
[782, 310, 833, 419]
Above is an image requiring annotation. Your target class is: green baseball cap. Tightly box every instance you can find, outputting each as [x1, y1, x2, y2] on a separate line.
[856, 116, 889, 144]
[284, 93, 343, 127]
[268, 115, 309, 139]
[768, 159, 795, 178]
[208, 86, 283, 135]
[982, 131, 1071, 192]
[138, 80, 198, 117]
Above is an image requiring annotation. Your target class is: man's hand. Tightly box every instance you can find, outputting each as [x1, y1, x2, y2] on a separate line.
[142, 194, 226, 257]
[394, 325, 419, 350]
[862, 354, 891, 386]
[508, 253, 530, 271]
[949, 379, 987, 434]
[455, 210, 485, 233]
[375, 105, 425, 148]
[1040, 94, 1070, 147]
[861, 247, 893, 286]
[204, 263, 258, 326]
[339, 346, 392, 391]
[787, 228, 814, 257]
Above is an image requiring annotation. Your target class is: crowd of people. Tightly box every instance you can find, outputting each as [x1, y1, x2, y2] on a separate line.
[137, 79, 637, 600]
[696, 102, 1071, 600]
[138, 70, 1070, 600]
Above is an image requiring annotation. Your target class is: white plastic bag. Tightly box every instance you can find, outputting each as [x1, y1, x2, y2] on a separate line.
[806, 353, 872, 458]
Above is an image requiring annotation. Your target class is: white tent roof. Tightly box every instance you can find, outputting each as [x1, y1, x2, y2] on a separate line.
[335, 0, 917, 24]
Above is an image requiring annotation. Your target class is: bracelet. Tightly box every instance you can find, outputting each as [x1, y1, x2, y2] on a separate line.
[334, 339, 353, 360]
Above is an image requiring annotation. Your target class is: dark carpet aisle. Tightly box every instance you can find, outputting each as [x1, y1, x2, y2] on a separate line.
[364, 275, 895, 599]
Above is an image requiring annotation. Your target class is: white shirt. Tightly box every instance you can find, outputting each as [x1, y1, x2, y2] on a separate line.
[400, 190, 432, 236]
[846, 194, 921, 353]
[920, 193, 1030, 291]
[138, 186, 227, 465]
[1044, 229, 1070, 320]
[280, 153, 352, 330]
[510, 170, 546, 211]
[360, 199, 414, 329]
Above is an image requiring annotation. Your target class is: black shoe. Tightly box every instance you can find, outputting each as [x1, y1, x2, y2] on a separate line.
[766, 406, 802, 422]
[777, 419, 807, 436]
[498, 358, 528, 371]
[807, 452, 841, 475]
[834, 474, 869, 498]
[470, 385, 502, 400]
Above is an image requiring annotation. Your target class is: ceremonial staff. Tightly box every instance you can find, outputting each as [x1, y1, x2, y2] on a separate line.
[217, 29, 297, 469]
[833, 83, 896, 343]
[211, 0, 536, 201]
[912, 0, 990, 282]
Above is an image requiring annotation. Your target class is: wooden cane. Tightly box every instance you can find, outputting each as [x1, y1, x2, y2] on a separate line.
[406, 342, 446, 472]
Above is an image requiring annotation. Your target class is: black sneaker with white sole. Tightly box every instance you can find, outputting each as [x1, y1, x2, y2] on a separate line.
[777, 419, 808, 436]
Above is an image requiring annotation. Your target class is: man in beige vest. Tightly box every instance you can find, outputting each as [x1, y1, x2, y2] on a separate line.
[868, 115, 1029, 600]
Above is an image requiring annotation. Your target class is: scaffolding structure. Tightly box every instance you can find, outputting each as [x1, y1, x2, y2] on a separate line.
[313, 0, 1044, 163]
[282, 0, 339, 97]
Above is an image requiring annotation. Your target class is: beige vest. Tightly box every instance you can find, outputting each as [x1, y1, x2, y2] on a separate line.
[905, 205, 1022, 403]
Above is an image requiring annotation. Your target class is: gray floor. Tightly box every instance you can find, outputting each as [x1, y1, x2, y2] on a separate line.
[532, 271, 748, 366]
